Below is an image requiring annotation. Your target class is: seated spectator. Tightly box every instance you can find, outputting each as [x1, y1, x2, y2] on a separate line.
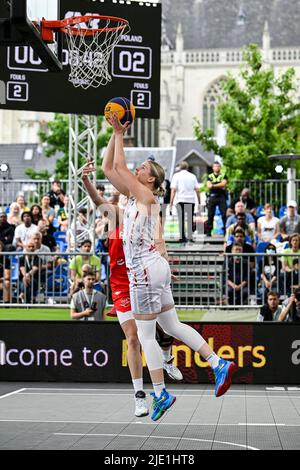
[46, 180, 65, 209]
[225, 227, 254, 252]
[0, 211, 15, 250]
[7, 202, 21, 226]
[280, 233, 300, 296]
[31, 232, 52, 282]
[228, 188, 257, 219]
[280, 288, 300, 322]
[57, 195, 69, 231]
[226, 241, 249, 305]
[258, 243, 281, 302]
[256, 291, 284, 321]
[95, 184, 106, 218]
[70, 270, 106, 321]
[30, 204, 44, 226]
[225, 227, 256, 294]
[68, 208, 90, 250]
[19, 240, 39, 303]
[225, 213, 256, 249]
[69, 239, 101, 295]
[37, 220, 58, 252]
[41, 195, 56, 233]
[257, 204, 280, 242]
[0, 240, 10, 303]
[13, 211, 38, 251]
[226, 201, 255, 231]
[279, 200, 300, 241]
[15, 194, 30, 214]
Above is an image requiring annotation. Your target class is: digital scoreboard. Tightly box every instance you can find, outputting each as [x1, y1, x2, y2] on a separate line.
[0, 0, 161, 118]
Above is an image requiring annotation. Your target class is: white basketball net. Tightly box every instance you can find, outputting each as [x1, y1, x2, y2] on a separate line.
[64, 18, 129, 90]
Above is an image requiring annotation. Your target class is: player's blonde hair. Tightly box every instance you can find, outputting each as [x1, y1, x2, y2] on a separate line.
[147, 160, 165, 197]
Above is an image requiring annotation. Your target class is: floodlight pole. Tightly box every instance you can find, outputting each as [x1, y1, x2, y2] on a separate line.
[269, 154, 300, 204]
[68, 115, 97, 251]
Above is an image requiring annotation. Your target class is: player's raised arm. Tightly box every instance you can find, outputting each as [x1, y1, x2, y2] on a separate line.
[110, 113, 155, 205]
[81, 161, 117, 223]
[102, 133, 130, 197]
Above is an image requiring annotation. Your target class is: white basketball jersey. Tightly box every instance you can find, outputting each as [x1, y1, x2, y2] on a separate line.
[122, 197, 160, 270]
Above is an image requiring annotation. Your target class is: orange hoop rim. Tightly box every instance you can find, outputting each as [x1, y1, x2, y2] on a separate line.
[41, 15, 129, 38]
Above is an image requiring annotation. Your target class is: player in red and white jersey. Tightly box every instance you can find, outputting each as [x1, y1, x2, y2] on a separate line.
[82, 155, 182, 418]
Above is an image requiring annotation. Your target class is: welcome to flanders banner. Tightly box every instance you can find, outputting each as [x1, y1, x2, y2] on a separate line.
[0, 322, 299, 384]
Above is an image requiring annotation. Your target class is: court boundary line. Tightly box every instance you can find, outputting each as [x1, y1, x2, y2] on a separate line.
[53, 432, 260, 450]
[0, 419, 299, 427]
[16, 391, 300, 399]
[0, 388, 25, 400]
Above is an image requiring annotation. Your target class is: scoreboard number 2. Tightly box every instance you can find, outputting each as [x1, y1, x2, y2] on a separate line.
[7, 81, 29, 102]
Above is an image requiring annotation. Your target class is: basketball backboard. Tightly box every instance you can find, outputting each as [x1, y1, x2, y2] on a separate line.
[27, 0, 59, 23]
[0, 0, 62, 71]
[0, 0, 161, 117]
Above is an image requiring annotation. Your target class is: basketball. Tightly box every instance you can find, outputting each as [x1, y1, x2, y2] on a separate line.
[104, 97, 136, 125]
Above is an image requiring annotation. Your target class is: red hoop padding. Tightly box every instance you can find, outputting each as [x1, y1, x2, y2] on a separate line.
[41, 15, 129, 42]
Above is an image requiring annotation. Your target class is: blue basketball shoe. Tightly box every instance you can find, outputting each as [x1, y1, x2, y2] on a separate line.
[150, 389, 176, 421]
[214, 358, 238, 397]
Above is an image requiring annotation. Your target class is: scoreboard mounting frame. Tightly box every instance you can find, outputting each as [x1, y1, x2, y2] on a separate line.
[0, 0, 161, 118]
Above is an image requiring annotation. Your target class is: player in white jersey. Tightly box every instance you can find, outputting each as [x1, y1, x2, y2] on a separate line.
[104, 113, 238, 421]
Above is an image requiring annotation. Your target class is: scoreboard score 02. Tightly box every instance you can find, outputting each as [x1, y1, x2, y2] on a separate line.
[0, 0, 161, 118]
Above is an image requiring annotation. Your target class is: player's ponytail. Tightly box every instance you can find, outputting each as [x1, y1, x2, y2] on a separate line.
[147, 160, 166, 196]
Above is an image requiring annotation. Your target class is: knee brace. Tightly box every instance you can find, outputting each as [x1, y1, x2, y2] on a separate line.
[135, 319, 164, 371]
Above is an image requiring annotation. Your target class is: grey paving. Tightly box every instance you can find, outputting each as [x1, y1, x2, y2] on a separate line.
[0, 383, 300, 450]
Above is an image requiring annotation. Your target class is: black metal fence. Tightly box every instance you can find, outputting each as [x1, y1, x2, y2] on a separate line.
[1, 251, 299, 309]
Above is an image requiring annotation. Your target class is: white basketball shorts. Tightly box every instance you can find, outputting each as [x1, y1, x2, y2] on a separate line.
[127, 257, 174, 315]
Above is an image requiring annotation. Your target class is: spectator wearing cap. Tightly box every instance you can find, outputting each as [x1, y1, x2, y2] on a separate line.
[257, 204, 280, 242]
[280, 233, 300, 296]
[279, 200, 300, 241]
[47, 180, 64, 209]
[13, 211, 38, 251]
[0, 211, 16, 250]
[170, 161, 200, 243]
[69, 239, 101, 295]
[226, 201, 255, 231]
[206, 161, 228, 237]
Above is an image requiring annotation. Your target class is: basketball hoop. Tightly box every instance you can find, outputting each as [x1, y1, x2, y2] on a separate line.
[41, 15, 130, 89]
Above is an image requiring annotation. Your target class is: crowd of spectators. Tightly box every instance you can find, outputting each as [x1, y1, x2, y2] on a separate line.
[0, 180, 107, 309]
[1, 170, 300, 321]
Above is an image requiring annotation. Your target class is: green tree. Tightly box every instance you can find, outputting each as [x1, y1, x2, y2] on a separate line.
[194, 44, 300, 180]
[26, 114, 112, 180]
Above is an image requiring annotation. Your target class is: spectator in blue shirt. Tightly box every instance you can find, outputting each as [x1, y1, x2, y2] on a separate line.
[226, 201, 255, 231]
